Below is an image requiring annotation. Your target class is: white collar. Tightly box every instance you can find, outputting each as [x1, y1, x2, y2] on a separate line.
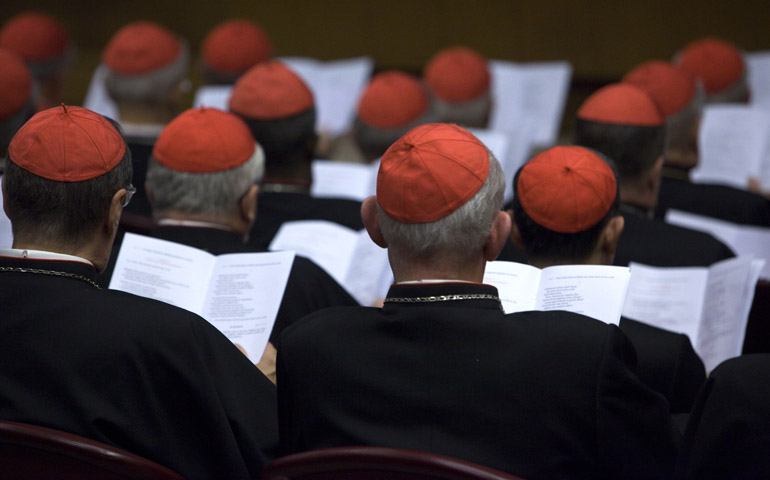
[397, 279, 475, 284]
[157, 218, 234, 232]
[120, 121, 165, 139]
[0, 248, 94, 266]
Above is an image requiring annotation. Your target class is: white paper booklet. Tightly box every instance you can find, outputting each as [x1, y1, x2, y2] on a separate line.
[192, 85, 233, 110]
[311, 159, 379, 201]
[269, 220, 391, 306]
[109, 233, 294, 361]
[280, 56, 374, 136]
[483, 261, 630, 325]
[82, 63, 120, 121]
[692, 104, 770, 190]
[666, 209, 770, 280]
[488, 60, 572, 147]
[622, 257, 764, 372]
[747, 50, 770, 110]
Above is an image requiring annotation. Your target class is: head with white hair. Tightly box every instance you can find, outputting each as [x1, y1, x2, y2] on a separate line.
[361, 123, 510, 283]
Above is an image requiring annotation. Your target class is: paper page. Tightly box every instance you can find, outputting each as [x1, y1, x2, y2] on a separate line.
[696, 257, 762, 372]
[269, 220, 359, 289]
[468, 128, 518, 202]
[692, 105, 770, 190]
[482, 261, 542, 313]
[344, 234, 391, 306]
[82, 63, 119, 121]
[0, 177, 12, 249]
[202, 251, 294, 361]
[747, 51, 770, 110]
[310, 159, 378, 201]
[534, 264, 629, 325]
[280, 56, 374, 136]
[192, 85, 233, 110]
[489, 60, 572, 146]
[109, 233, 215, 314]
[666, 209, 770, 279]
[622, 263, 708, 345]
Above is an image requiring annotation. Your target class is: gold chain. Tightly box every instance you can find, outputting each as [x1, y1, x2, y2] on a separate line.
[0, 266, 101, 290]
[384, 293, 503, 311]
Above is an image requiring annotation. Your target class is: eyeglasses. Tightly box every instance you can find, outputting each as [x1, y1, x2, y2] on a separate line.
[123, 185, 136, 208]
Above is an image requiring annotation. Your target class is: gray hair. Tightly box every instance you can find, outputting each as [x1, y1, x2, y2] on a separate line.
[354, 103, 439, 161]
[430, 91, 492, 129]
[146, 143, 264, 218]
[378, 149, 505, 259]
[665, 81, 705, 153]
[105, 41, 190, 105]
[708, 72, 750, 104]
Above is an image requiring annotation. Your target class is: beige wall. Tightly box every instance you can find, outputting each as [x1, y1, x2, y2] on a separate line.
[2, 0, 767, 128]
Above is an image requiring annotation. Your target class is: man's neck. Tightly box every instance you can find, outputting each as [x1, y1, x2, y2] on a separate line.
[156, 212, 248, 238]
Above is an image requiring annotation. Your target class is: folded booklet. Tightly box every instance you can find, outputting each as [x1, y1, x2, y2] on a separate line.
[622, 256, 764, 372]
[109, 233, 294, 362]
[269, 220, 392, 306]
[483, 261, 631, 325]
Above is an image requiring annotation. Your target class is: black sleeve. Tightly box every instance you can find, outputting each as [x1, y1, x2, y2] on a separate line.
[271, 256, 358, 344]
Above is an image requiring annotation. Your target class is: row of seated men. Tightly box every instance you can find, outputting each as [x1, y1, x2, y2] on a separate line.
[0, 11, 768, 480]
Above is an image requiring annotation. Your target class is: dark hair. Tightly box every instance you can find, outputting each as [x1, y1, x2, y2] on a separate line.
[237, 107, 316, 175]
[573, 118, 664, 182]
[4, 124, 132, 247]
[512, 152, 621, 263]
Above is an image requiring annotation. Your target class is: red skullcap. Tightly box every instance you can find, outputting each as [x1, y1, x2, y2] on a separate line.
[377, 123, 489, 223]
[0, 11, 70, 62]
[229, 60, 314, 119]
[202, 19, 272, 76]
[677, 37, 744, 95]
[623, 61, 697, 117]
[518, 146, 617, 233]
[424, 46, 490, 102]
[0, 49, 32, 120]
[153, 108, 257, 173]
[577, 84, 665, 126]
[357, 71, 429, 129]
[103, 21, 181, 75]
[9, 105, 126, 182]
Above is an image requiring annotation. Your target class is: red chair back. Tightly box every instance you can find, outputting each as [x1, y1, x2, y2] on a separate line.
[263, 446, 527, 480]
[0, 419, 184, 480]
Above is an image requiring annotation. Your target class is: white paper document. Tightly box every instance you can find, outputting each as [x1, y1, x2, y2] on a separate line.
[82, 63, 120, 121]
[692, 105, 770, 190]
[747, 51, 770, 110]
[488, 60, 572, 147]
[109, 233, 294, 361]
[280, 56, 374, 136]
[310, 159, 379, 201]
[622, 257, 764, 372]
[269, 220, 391, 306]
[192, 85, 233, 110]
[483, 261, 630, 325]
[666, 209, 770, 280]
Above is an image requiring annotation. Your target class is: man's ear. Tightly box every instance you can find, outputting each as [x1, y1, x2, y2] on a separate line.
[483, 210, 512, 261]
[361, 195, 387, 248]
[599, 215, 625, 259]
[106, 188, 126, 236]
[144, 180, 153, 206]
[239, 184, 259, 225]
[506, 209, 525, 249]
[645, 155, 664, 200]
